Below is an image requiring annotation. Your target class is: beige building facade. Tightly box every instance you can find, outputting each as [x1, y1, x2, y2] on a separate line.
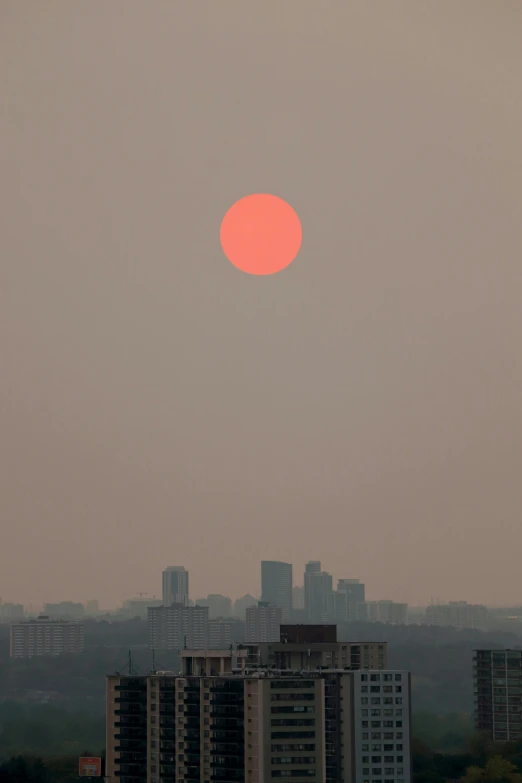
[106, 645, 410, 783]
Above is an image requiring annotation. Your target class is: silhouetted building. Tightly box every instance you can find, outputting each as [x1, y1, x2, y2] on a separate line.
[161, 566, 189, 606]
[474, 649, 522, 742]
[260, 560, 292, 622]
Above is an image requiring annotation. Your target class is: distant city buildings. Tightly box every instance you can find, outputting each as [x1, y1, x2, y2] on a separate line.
[161, 565, 189, 606]
[245, 601, 282, 643]
[207, 617, 244, 648]
[122, 597, 163, 619]
[425, 601, 490, 631]
[474, 648, 522, 742]
[367, 600, 409, 625]
[148, 603, 208, 651]
[233, 593, 258, 620]
[85, 599, 99, 615]
[10, 615, 84, 659]
[44, 601, 85, 619]
[260, 560, 292, 622]
[0, 601, 24, 620]
[195, 593, 233, 619]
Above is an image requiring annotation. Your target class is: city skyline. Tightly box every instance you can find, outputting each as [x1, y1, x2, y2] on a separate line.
[1, 2, 521, 610]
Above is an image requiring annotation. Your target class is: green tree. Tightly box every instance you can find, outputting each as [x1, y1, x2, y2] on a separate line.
[461, 756, 522, 783]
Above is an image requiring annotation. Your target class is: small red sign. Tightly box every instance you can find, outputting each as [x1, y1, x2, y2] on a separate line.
[79, 757, 102, 777]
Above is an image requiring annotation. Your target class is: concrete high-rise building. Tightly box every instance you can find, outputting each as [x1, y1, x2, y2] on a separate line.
[292, 585, 305, 610]
[10, 615, 84, 658]
[366, 601, 408, 626]
[148, 604, 208, 651]
[260, 561, 292, 622]
[195, 594, 233, 619]
[161, 566, 189, 607]
[306, 569, 333, 622]
[106, 637, 410, 783]
[304, 560, 321, 617]
[207, 618, 244, 649]
[245, 601, 282, 643]
[337, 579, 366, 604]
[233, 594, 258, 620]
[474, 649, 522, 742]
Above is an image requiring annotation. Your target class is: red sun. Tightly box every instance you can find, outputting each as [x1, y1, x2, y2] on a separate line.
[220, 193, 302, 275]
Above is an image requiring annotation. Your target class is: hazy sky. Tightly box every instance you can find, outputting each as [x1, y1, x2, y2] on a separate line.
[1, 2, 521, 609]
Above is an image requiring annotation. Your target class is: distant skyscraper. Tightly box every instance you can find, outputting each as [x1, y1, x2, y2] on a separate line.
[337, 578, 365, 603]
[304, 560, 321, 617]
[260, 560, 292, 622]
[245, 601, 282, 642]
[292, 585, 305, 609]
[195, 594, 233, 619]
[233, 594, 258, 620]
[337, 579, 367, 622]
[161, 566, 189, 606]
[304, 562, 333, 621]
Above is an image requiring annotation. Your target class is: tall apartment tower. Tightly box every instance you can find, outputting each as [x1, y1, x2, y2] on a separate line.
[162, 566, 189, 607]
[260, 561, 292, 622]
[245, 602, 282, 643]
[106, 646, 411, 783]
[304, 561, 321, 617]
[148, 604, 208, 651]
[306, 570, 333, 622]
[474, 649, 522, 742]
